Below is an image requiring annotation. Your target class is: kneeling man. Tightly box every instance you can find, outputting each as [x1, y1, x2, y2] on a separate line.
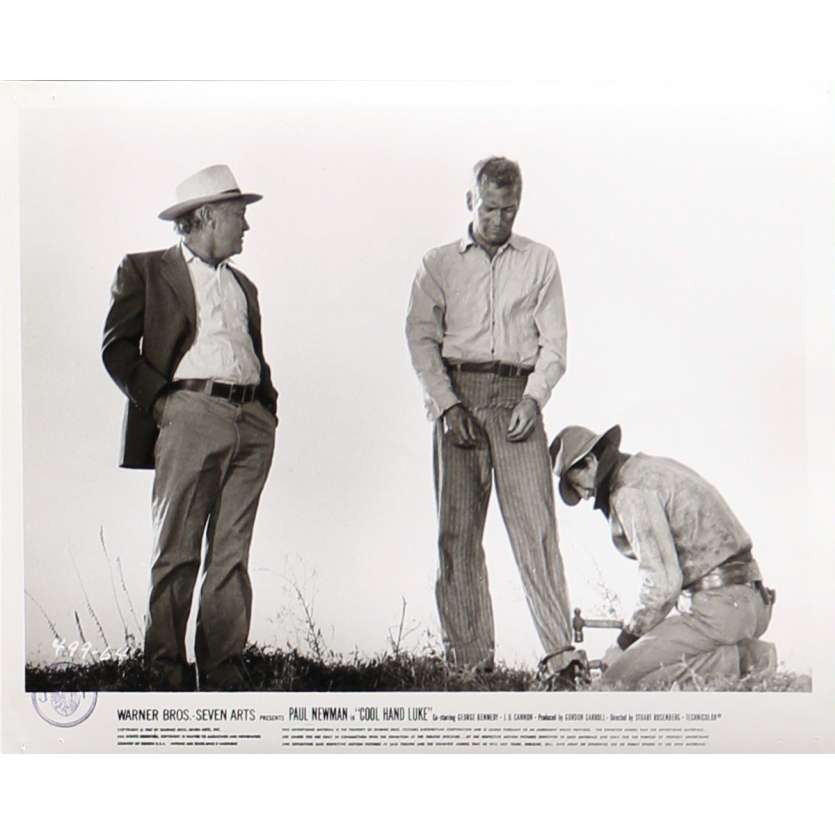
[551, 424, 775, 689]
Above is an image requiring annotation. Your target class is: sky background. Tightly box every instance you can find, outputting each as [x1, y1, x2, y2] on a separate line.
[17, 83, 832, 674]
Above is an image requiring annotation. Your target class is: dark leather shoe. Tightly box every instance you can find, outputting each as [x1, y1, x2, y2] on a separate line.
[537, 648, 588, 691]
[146, 662, 196, 692]
[198, 658, 252, 691]
[739, 639, 777, 676]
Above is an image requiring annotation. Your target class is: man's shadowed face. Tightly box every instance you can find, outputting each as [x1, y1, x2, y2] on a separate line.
[469, 181, 520, 249]
[565, 453, 599, 502]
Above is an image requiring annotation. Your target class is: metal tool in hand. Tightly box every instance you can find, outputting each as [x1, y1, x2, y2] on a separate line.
[572, 608, 623, 643]
[570, 608, 625, 677]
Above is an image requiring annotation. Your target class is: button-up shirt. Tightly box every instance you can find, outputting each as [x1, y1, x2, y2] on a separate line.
[405, 230, 567, 418]
[173, 243, 261, 385]
[608, 454, 755, 636]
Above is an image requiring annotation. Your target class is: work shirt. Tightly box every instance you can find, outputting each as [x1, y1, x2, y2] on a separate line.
[405, 230, 567, 418]
[608, 454, 755, 637]
[173, 243, 261, 385]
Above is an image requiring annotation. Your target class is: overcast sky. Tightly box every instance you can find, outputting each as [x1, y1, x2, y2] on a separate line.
[16, 83, 833, 674]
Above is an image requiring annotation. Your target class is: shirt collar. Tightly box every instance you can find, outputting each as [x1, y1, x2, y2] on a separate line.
[180, 240, 233, 270]
[458, 225, 529, 255]
[594, 451, 631, 518]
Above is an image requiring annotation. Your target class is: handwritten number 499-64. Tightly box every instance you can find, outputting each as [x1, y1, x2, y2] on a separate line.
[52, 638, 130, 662]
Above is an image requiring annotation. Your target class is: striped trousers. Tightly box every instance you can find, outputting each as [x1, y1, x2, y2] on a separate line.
[432, 369, 572, 669]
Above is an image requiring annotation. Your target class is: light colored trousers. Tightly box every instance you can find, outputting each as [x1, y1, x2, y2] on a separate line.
[432, 370, 573, 669]
[146, 389, 275, 686]
[602, 584, 773, 689]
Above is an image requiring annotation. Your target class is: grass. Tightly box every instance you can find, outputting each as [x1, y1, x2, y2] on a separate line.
[25, 538, 812, 693]
[25, 643, 812, 693]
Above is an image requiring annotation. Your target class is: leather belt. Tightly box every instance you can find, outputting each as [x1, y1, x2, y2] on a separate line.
[444, 360, 533, 378]
[170, 378, 258, 405]
[685, 549, 775, 606]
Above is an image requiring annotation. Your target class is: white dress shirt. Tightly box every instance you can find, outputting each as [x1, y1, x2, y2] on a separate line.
[173, 243, 261, 385]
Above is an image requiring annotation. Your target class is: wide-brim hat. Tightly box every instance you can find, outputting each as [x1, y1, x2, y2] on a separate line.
[549, 424, 622, 506]
[158, 164, 262, 220]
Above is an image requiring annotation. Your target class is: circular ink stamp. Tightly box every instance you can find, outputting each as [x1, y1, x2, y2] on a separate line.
[31, 663, 98, 728]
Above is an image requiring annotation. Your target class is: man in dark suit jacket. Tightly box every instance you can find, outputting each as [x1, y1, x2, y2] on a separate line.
[103, 165, 278, 691]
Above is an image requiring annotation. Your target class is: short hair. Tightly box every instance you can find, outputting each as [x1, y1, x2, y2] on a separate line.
[173, 198, 241, 236]
[173, 206, 207, 236]
[472, 156, 523, 196]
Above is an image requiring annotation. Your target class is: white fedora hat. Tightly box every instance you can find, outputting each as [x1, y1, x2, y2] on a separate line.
[158, 164, 262, 220]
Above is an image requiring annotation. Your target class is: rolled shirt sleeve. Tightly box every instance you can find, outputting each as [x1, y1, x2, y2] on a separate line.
[611, 487, 683, 636]
[523, 250, 567, 409]
[405, 256, 461, 418]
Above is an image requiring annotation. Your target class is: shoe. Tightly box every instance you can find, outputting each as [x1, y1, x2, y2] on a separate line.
[537, 648, 588, 691]
[146, 662, 196, 692]
[738, 639, 777, 676]
[198, 658, 253, 691]
[444, 653, 495, 675]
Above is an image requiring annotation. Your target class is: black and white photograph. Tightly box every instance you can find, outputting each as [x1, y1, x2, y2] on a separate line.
[2, 81, 833, 753]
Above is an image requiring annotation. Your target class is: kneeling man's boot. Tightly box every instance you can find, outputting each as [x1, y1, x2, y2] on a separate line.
[738, 639, 777, 676]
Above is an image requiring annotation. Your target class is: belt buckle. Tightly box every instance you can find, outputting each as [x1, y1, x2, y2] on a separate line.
[500, 363, 524, 378]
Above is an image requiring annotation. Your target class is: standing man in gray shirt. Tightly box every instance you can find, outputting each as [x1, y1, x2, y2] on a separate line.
[406, 157, 576, 685]
[103, 165, 278, 691]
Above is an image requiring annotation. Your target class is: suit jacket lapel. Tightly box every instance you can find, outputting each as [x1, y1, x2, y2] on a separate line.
[160, 245, 197, 330]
